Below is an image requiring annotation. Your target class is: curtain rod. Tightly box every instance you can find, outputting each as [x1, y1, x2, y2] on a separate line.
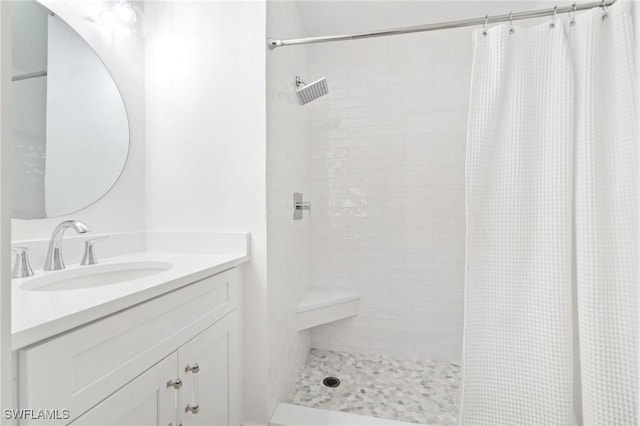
[267, 0, 616, 50]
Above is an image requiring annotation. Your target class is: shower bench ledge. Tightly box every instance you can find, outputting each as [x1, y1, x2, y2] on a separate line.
[297, 288, 360, 330]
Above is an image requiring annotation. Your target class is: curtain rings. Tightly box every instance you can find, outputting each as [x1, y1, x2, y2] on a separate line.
[509, 12, 515, 34]
[549, 5, 558, 29]
[601, 0, 609, 20]
[482, 14, 489, 36]
[569, 3, 577, 26]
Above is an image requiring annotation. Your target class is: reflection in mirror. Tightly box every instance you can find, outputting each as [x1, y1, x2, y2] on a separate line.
[12, 1, 129, 219]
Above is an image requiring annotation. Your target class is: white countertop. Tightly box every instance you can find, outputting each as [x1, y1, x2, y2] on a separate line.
[12, 251, 249, 350]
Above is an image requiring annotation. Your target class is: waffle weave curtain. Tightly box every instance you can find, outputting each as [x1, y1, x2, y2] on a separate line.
[461, 2, 637, 424]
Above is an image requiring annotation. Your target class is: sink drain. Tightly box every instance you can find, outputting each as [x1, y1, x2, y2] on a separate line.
[322, 376, 340, 388]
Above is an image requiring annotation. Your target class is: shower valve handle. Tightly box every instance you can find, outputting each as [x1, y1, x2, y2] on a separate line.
[294, 192, 311, 220]
[296, 201, 311, 210]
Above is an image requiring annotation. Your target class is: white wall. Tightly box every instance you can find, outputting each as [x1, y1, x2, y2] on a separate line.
[266, 1, 311, 416]
[0, 1, 14, 413]
[306, 28, 471, 361]
[144, 1, 268, 424]
[12, 0, 145, 243]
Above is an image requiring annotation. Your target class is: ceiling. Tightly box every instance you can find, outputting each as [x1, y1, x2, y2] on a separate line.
[293, 1, 577, 38]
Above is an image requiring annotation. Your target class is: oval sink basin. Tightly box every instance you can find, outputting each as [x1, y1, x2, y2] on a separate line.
[20, 261, 173, 292]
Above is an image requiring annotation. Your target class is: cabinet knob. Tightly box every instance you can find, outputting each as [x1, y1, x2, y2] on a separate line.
[166, 378, 183, 389]
[185, 404, 199, 414]
[185, 363, 199, 374]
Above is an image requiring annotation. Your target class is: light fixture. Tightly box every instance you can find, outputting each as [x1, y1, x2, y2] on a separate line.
[113, 1, 136, 26]
[99, 0, 148, 37]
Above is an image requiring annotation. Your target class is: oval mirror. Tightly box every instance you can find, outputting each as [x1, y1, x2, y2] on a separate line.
[12, 1, 129, 219]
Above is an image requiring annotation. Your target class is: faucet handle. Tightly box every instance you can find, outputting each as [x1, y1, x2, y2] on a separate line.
[12, 247, 34, 278]
[81, 236, 109, 266]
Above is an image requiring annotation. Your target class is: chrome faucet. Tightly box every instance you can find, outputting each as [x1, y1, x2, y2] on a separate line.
[81, 236, 109, 266]
[12, 247, 34, 278]
[44, 220, 91, 271]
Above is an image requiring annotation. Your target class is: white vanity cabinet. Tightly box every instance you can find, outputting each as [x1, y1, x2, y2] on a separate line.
[71, 353, 177, 426]
[17, 267, 242, 426]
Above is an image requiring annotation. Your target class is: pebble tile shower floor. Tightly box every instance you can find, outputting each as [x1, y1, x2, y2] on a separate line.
[287, 349, 460, 425]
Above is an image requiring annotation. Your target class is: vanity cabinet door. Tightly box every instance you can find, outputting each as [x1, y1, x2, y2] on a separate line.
[70, 353, 178, 426]
[178, 312, 239, 426]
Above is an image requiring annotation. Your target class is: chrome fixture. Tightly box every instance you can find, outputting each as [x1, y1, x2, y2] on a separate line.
[185, 363, 200, 374]
[570, 3, 578, 26]
[44, 220, 91, 271]
[508, 12, 515, 34]
[267, 0, 616, 49]
[600, 0, 609, 19]
[549, 6, 559, 28]
[185, 363, 200, 415]
[185, 404, 200, 415]
[11, 247, 34, 278]
[81, 236, 109, 266]
[294, 192, 311, 220]
[166, 378, 183, 389]
[295, 76, 328, 105]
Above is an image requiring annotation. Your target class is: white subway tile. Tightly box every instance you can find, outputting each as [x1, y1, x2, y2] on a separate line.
[308, 35, 468, 362]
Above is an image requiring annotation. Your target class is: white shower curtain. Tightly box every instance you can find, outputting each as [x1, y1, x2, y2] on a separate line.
[461, 1, 637, 425]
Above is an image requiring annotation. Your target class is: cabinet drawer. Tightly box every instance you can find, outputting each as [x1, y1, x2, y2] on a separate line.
[19, 267, 240, 425]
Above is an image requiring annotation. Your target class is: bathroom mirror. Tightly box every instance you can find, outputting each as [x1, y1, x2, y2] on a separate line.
[12, 1, 129, 219]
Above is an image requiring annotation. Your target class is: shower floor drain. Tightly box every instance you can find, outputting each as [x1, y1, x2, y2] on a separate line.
[322, 376, 340, 388]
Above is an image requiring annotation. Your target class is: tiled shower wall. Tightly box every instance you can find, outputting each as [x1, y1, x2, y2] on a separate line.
[266, 1, 311, 416]
[306, 29, 473, 361]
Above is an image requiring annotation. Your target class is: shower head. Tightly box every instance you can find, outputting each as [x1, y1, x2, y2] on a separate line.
[295, 76, 328, 105]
